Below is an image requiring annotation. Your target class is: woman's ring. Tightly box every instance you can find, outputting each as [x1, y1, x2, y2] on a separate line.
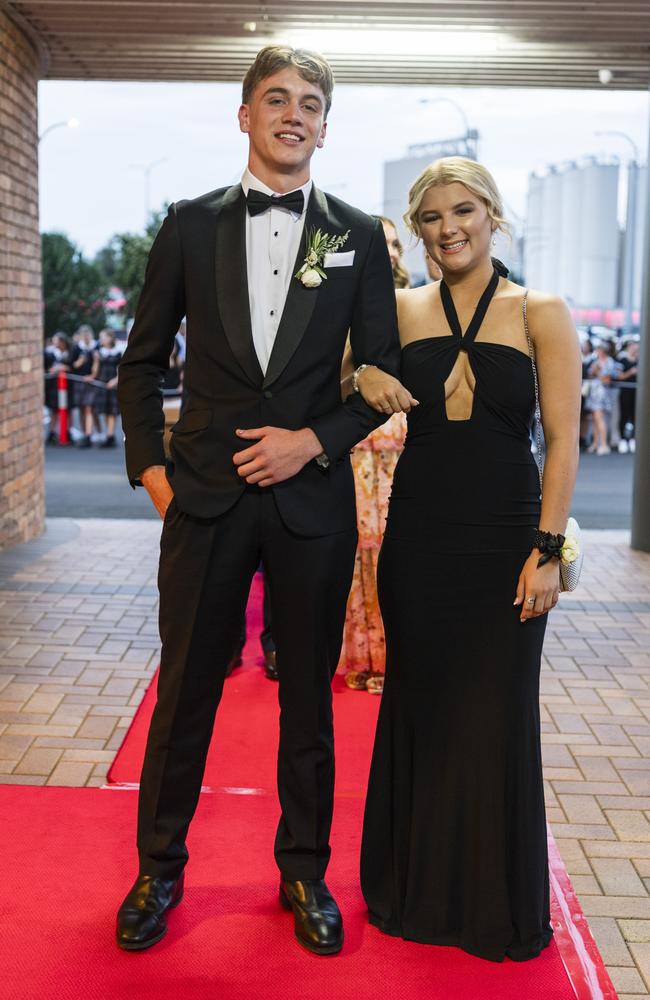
[526, 596, 536, 605]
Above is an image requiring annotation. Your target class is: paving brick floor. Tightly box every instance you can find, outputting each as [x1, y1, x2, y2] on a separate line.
[1, 519, 649, 994]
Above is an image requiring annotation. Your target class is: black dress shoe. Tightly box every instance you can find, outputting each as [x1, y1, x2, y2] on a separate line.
[280, 879, 343, 955]
[263, 650, 279, 681]
[116, 873, 184, 951]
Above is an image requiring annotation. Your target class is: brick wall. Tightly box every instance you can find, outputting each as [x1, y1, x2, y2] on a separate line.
[0, 9, 45, 548]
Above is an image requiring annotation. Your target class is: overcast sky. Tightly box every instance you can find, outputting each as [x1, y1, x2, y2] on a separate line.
[38, 80, 648, 257]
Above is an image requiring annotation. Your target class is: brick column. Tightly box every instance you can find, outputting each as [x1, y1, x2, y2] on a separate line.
[0, 8, 47, 548]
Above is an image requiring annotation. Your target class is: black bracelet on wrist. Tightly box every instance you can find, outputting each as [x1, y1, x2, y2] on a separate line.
[533, 529, 565, 567]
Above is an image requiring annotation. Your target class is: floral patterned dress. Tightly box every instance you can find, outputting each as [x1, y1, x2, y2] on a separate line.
[338, 412, 407, 680]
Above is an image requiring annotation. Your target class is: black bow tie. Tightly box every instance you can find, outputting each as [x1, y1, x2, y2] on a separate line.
[246, 188, 305, 218]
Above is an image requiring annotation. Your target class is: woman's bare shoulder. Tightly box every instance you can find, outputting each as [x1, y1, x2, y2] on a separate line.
[396, 283, 437, 308]
[524, 287, 570, 315]
[524, 288, 578, 350]
[395, 285, 439, 327]
[396, 284, 438, 340]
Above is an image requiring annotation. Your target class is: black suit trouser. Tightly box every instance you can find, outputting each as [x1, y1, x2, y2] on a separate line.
[136, 487, 357, 881]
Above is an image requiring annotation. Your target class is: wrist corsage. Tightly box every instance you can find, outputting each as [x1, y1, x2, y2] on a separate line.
[534, 529, 580, 567]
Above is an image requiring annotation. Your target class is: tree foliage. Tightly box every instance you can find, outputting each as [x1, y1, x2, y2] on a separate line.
[41, 232, 106, 338]
[95, 208, 166, 318]
[41, 208, 167, 339]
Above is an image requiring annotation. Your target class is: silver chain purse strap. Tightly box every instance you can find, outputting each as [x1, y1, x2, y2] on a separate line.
[522, 291, 544, 495]
[522, 291, 583, 592]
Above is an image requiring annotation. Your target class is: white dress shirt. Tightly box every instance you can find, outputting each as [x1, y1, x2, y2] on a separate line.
[241, 168, 312, 375]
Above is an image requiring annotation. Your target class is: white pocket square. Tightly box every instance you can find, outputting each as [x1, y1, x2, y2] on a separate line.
[324, 250, 355, 268]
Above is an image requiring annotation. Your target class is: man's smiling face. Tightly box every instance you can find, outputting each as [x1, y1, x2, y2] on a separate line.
[238, 67, 327, 186]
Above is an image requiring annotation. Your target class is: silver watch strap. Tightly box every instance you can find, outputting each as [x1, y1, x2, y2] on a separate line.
[352, 364, 370, 393]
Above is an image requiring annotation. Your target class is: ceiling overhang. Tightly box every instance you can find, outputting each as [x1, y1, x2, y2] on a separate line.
[5, 1, 650, 90]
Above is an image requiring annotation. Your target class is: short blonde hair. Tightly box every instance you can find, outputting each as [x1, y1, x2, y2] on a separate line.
[242, 45, 333, 117]
[404, 156, 511, 240]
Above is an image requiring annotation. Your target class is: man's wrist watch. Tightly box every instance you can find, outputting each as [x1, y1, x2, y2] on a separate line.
[315, 452, 330, 470]
[352, 364, 371, 393]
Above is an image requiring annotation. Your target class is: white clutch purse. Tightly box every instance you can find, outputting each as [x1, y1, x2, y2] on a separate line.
[559, 516, 583, 592]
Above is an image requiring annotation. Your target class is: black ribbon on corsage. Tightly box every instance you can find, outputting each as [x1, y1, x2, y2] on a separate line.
[534, 529, 566, 566]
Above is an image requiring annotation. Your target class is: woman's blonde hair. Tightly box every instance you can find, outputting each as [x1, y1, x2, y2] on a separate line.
[374, 214, 411, 289]
[404, 156, 511, 241]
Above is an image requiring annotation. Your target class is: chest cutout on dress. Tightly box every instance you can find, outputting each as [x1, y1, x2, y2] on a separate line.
[444, 353, 477, 421]
[440, 268, 500, 423]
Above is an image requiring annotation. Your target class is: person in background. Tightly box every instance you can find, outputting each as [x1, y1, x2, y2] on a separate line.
[584, 339, 621, 456]
[579, 336, 595, 451]
[72, 325, 98, 448]
[175, 319, 187, 366]
[377, 215, 410, 290]
[425, 252, 443, 282]
[412, 249, 444, 287]
[226, 571, 277, 680]
[339, 215, 409, 695]
[44, 332, 77, 444]
[92, 329, 122, 448]
[615, 337, 638, 454]
[161, 335, 183, 392]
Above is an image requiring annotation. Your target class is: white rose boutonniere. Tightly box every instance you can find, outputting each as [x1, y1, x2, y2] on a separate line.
[295, 227, 350, 288]
[301, 269, 323, 288]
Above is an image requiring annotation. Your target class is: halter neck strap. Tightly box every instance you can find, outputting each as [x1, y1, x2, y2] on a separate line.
[440, 267, 500, 348]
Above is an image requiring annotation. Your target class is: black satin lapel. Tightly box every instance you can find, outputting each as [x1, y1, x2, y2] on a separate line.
[215, 185, 263, 386]
[263, 186, 330, 389]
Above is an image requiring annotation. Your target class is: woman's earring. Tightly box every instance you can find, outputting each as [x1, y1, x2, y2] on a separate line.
[491, 236, 497, 247]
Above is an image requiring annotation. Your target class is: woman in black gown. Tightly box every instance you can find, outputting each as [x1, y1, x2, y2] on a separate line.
[360, 158, 582, 962]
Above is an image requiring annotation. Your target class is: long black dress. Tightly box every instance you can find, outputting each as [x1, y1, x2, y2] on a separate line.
[361, 269, 553, 963]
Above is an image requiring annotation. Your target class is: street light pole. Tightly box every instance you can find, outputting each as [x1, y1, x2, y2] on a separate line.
[419, 97, 470, 136]
[596, 131, 641, 336]
[418, 98, 478, 160]
[38, 118, 80, 144]
[129, 158, 168, 229]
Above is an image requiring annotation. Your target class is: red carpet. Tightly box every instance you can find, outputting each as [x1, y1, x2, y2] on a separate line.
[0, 785, 611, 1000]
[4, 574, 615, 999]
[107, 573, 380, 796]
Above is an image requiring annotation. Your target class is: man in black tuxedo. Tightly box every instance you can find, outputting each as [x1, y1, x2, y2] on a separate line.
[116, 45, 414, 956]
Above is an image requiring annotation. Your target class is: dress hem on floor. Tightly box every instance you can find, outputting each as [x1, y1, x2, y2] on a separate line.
[368, 911, 554, 964]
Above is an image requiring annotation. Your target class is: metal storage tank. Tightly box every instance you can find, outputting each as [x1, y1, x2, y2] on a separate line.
[633, 164, 647, 313]
[578, 160, 619, 308]
[540, 169, 564, 293]
[525, 160, 619, 308]
[557, 165, 583, 306]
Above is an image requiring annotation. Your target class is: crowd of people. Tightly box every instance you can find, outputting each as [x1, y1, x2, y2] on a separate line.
[43, 322, 186, 447]
[580, 331, 639, 454]
[44, 326, 124, 447]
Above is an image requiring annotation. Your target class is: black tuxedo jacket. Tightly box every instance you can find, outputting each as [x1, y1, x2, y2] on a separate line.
[118, 183, 400, 536]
